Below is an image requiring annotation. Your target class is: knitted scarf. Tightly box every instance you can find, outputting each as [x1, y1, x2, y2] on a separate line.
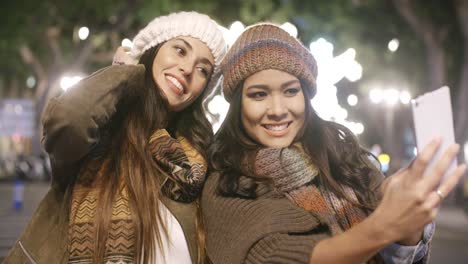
[243, 144, 383, 264]
[68, 129, 207, 264]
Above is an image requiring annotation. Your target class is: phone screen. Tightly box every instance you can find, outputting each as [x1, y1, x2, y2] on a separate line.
[411, 86, 457, 183]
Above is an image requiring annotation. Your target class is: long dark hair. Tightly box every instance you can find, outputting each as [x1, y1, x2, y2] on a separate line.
[92, 44, 213, 263]
[210, 81, 382, 210]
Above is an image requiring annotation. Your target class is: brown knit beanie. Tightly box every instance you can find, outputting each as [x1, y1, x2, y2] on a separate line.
[222, 23, 318, 102]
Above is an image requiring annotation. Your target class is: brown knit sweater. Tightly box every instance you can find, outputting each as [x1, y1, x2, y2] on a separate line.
[202, 173, 331, 263]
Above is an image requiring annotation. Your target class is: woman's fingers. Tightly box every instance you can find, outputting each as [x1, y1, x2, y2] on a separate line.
[112, 46, 133, 65]
[408, 137, 442, 182]
[422, 144, 460, 192]
[422, 164, 466, 220]
[435, 164, 466, 201]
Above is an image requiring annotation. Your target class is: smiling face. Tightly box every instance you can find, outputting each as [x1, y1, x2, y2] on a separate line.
[241, 69, 306, 148]
[152, 36, 215, 112]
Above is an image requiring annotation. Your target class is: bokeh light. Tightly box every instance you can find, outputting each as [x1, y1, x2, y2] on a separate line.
[388, 38, 399, 52]
[78, 27, 89, 40]
[347, 94, 358, 106]
[60, 75, 84, 91]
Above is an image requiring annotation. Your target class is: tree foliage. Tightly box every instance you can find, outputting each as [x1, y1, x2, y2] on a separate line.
[0, 0, 466, 163]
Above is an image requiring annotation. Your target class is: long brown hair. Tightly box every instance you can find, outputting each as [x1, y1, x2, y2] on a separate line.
[210, 81, 382, 210]
[93, 44, 213, 263]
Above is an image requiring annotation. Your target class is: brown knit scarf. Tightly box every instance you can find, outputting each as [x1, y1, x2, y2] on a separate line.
[243, 144, 383, 264]
[68, 129, 207, 263]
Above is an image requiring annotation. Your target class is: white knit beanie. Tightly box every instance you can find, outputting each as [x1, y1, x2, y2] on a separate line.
[130, 11, 227, 94]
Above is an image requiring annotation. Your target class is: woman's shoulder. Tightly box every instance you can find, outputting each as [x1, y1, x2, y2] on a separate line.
[89, 64, 145, 78]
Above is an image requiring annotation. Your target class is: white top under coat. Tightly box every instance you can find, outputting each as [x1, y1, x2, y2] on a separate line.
[153, 202, 192, 264]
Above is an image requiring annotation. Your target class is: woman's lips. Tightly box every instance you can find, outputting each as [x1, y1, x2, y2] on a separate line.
[262, 122, 292, 137]
[166, 74, 185, 96]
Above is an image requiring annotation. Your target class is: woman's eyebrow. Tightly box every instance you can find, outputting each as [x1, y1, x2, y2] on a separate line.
[246, 84, 269, 91]
[174, 38, 193, 51]
[281, 80, 300, 88]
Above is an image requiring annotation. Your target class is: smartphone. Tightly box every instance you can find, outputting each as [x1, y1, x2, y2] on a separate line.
[411, 86, 457, 183]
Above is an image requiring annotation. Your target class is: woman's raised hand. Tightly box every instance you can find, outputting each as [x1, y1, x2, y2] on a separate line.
[371, 137, 466, 244]
[112, 46, 136, 65]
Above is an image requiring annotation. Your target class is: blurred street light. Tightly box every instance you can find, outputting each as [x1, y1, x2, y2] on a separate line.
[370, 87, 411, 106]
[347, 94, 358, 106]
[370, 88, 384, 104]
[122, 38, 133, 49]
[355, 122, 364, 134]
[369, 86, 412, 168]
[388, 38, 399, 52]
[60, 75, 84, 91]
[26, 76, 36, 88]
[78, 27, 89, 40]
[378, 153, 391, 172]
[336, 108, 348, 120]
[334, 48, 362, 82]
[399, 90, 411, 104]
[384, 88, 400, 106]
[309, 37, 364, 135]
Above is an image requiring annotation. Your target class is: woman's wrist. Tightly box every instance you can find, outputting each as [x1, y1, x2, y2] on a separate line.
[397, 230, 423, 246]
[365, 207, 401, 247]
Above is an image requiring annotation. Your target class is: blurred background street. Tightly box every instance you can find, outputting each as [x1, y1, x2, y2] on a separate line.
[0, 182, 467, 263]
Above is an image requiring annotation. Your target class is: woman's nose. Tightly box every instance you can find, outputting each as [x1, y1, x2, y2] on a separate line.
[266, 96, 288, 120]
[179, 59, 194, 76]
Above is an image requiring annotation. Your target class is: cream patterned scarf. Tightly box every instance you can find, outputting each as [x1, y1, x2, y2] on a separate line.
[68, 129, 207, 263]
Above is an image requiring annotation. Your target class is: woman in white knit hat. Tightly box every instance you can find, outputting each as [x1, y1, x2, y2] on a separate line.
[4, 11, 226, 264]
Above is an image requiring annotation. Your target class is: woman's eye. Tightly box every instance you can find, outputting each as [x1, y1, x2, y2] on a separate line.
[285, 88, 300, 96]
[197, 67, 209, 78]
[175, 46, 186, 56]
[247, 91, 267, 100]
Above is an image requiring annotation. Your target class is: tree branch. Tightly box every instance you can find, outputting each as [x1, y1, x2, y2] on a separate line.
[19, 45, 49, 100]
[46, 26, 64, 68]
[454, 0, 468, 143]
[392, 0, 433, 43]
[455, 0, 468, 42]
[68, 0, 141, 70]
[392, 0, 446, 91]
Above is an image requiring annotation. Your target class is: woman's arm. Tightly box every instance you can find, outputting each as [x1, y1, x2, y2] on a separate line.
[42, 65, 145, 185]
[310, 139, 465, 264]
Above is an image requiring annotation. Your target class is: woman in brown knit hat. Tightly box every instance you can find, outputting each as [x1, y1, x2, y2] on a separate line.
[202, 23, 466, 264]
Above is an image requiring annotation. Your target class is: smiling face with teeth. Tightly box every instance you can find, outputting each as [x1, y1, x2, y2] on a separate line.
[241, 69, 306, 148]
[152, 36, 215, 112]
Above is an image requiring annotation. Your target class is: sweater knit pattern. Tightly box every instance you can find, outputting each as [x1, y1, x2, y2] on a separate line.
[248, 145, 381, 263]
